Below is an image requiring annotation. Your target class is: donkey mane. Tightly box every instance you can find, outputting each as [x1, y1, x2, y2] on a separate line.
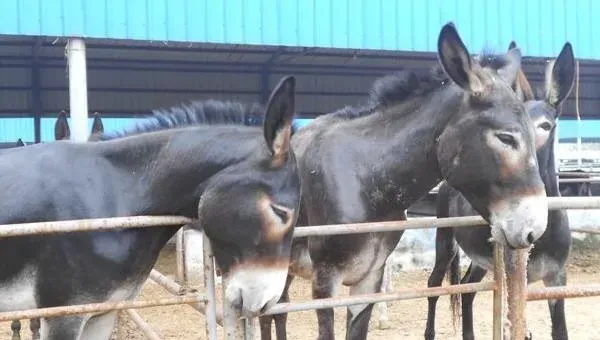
[100, 100, 268, 141]
[331, 51, 510, 120]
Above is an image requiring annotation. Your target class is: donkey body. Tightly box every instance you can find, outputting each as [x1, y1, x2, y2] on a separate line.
[260, 24, 548, 340]
[0, 77, 301, 340]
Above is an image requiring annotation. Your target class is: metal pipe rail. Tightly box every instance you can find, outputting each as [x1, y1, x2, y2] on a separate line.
[0, 295, 206, 322]
[0, 197, 596, 339]
[293, 197, 600, 238]
[126, 309, 162, 340]
[558, 178, 600, 183]
[527, 284, 600, 301]
[148, 269, 224, 325]
[0, 197, 594, 239]
[263, 281, 495, 315]
[0, 216, 193, 238]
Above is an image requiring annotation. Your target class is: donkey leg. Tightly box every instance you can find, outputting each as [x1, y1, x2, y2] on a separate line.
[259, 315, 274, 340]
[345, 267, 384, 340]
[425, 228, 458, 340]
[460, 264, 487, 340]
[313, 265, 341, 340]
[10, 320, 21, 340]
[79, 311, 118, 340]
[543, 269, 568, 340]
[40, 316, 86, 340]
[273, 275, 295, 340]
[259, 274, 295, 340]
[30, 318, 41, 340]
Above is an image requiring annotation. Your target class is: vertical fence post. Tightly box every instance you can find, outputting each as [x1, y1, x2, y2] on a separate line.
[203, 233, 218, 340]
[492, 244, 505, 340]
[505, 248, 530, 340]
[66, 38, 89, 142]
[176, 227, 187, 286]
[222, 274, 244, 340]
[243, 317, 256, 340]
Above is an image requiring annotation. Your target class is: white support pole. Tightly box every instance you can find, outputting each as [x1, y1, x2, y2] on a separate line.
[66, 38, 89, 142]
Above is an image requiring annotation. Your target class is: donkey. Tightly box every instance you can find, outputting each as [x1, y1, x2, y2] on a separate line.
[259, 23, 548, 340]
[424, 42, 576, 340]
[0, 76, 300, 340]
[9, 111, 106, 340]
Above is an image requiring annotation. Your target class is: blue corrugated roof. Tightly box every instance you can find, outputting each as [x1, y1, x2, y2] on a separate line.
[0, 0, 597, 60]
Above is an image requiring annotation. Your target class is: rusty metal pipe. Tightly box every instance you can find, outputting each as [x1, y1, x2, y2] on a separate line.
[505, 248, 530, 340]
[0, 197, 595, 239]
[0, 295, 206, 322]
[125, 309, 162, 340]
[149, 269, 187, 296]
[176, 228, 187, 285]
[527, 284, 600, 301]
[148, 269, 224, 326]
[0, 216, 192, 238]
[492, 245, 505, 340]
[263, 282, 494, 316]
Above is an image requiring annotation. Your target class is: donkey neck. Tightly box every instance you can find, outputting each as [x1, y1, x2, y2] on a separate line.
[343, 87, 461, 212]
[536, 132, 560, 197]
[96, 126, 260, 218]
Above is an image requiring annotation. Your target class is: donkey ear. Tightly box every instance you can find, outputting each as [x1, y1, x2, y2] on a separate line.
[15, 138, 24, 147]
[263, 76, 296, 163]
[513, 70, 535, 102]
[437, 23, 484, 94]
[506, 44, 534, 103]
[91, 112, 104, 134]
[497, 47, 523, 86]
[545, 42, 575, 108]
[55, 111, 70, 141]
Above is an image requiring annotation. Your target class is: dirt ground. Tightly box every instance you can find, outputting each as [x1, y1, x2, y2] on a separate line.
[3, 244, 599, 340]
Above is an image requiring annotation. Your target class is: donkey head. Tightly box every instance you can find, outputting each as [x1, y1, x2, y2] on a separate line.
[197, 76, 301, 317]
[523, 42, 575, 151]
[435, 23, 547, 249]
[509, 41, 575, 197]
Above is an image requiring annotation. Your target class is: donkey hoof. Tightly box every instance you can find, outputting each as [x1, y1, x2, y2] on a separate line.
[525, 331, 533, 340]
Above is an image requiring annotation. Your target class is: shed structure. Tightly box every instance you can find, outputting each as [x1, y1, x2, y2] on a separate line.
[0, 0, 597, 144]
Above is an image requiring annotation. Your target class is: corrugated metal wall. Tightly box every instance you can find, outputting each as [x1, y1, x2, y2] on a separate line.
[0, 0, 598, 60]
[1, 38, 599, 120]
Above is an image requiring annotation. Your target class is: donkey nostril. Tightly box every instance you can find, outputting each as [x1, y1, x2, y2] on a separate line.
[526, 231, 535, 244]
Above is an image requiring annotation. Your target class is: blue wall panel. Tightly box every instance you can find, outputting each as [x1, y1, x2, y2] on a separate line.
[0, 0, 598, 60]
[0, 117, 596, 143]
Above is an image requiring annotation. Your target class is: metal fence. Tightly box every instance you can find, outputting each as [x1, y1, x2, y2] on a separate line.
[1, 196, 600, 339]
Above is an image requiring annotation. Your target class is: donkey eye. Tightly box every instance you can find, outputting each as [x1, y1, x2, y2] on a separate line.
[270, 204, 289, 223]
[495, 133, 518, 149]
[539, 122, 552, 131]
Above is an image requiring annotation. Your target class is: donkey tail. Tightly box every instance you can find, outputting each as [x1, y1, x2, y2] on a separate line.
[448, 251, 461, 331]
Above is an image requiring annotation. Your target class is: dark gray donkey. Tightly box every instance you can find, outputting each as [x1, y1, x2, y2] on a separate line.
[259, 23, 548, 340]
[424, 41, 576, 340]
[0, 76, 301, 339]
[10, 111, 106, 340]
